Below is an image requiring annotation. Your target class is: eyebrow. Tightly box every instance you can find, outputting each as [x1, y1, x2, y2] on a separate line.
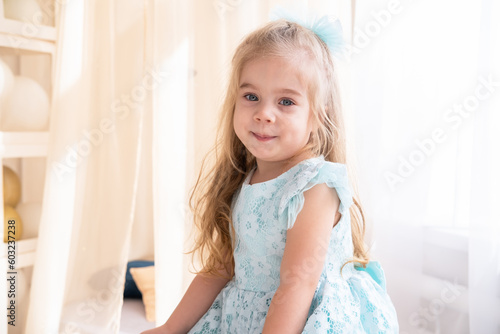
[239, 82, 303, 97]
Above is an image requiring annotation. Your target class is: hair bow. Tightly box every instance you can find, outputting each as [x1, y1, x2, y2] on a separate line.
[269, 6, 346, 57]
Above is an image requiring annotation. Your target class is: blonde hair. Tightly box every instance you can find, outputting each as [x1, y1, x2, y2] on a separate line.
[189, 19, 369, 279]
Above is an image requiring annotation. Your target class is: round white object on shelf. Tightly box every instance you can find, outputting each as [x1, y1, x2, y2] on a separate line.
[0, 60, 15, 104]
[1, 76, 50, 131]
[3, 0, 42, 22]
[15, 202, 41, 239]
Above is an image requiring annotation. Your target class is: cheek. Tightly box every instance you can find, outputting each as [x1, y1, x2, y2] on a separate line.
[297, 123, 313, 144]
[306, 112, 316, 135]
[233, 110, 245, 137]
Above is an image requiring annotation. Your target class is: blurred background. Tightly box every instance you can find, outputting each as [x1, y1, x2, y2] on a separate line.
[0, 0, 498, 333]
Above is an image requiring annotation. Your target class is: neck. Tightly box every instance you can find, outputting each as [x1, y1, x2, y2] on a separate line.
[252, 152, 314, 184]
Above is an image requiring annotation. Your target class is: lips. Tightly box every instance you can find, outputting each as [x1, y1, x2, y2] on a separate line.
[252, 132, 276, 142]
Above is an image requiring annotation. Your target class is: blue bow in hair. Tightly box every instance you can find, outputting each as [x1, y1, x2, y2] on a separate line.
[269, 6, 346, 57]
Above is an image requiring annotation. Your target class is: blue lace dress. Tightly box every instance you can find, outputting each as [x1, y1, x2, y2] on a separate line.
[188, 156, 399, 333]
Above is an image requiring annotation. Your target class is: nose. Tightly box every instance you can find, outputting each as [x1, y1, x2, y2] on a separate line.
[254, 104, 275, 123]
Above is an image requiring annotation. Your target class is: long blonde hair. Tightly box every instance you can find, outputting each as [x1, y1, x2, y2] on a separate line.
[189, 19, 369, 279]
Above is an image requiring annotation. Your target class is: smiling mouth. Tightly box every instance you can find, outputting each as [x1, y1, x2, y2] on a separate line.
[252, 132, 276, 142]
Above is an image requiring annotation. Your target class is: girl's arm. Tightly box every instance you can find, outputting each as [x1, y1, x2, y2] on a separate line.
[262, 183, 341, 334]
[141, 269, 231, 334]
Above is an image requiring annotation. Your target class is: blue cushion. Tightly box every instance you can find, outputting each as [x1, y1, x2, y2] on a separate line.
[124, 260, 154, 299]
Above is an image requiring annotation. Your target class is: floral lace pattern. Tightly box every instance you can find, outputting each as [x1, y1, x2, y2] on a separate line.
[188, 156, 399, 333]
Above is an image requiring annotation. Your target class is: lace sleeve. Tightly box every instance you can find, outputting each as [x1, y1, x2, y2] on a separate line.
[278, 161, 354, 229]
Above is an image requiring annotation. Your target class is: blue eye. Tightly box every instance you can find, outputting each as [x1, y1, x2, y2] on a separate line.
[279, 99, 294, 106]
[244, 94, 258, 101]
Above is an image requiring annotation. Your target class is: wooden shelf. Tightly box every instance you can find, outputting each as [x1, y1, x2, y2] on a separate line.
[0, 5, 56, 333]
[0, 131, 49, 157]
[0, 18, 56, 54]
[1, 237, 37, 269]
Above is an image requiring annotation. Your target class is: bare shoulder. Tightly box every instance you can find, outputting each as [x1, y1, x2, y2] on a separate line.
[303, 183, 341, 227]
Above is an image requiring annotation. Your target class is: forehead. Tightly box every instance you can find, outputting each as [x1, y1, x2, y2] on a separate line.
[238, 56, 312, 92]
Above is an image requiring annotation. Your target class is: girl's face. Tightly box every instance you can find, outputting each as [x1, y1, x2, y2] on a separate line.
[233, 56, 314, 168]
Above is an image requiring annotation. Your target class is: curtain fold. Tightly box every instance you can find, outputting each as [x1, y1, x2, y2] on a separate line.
[26, 0, 148, 333]
[147, 0, 190, 325]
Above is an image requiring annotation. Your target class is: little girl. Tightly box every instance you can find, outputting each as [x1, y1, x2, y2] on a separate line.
[143, 15, 399, 334]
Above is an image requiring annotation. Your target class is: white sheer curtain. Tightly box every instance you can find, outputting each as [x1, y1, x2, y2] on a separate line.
[26, 1, 153, 333]
[147, 0, 191, 325]
[350, 0, 500, 333]
[468, 1, 500, 332]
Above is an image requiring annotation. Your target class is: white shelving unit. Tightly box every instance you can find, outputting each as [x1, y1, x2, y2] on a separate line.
[0, 132, 49, 157]
[0, 1, 57, 333]
[0, 18, 56, 54]
[1, 237, 37, 268]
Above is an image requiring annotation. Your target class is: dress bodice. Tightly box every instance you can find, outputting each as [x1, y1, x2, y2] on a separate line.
[231, 156, 356, 292]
